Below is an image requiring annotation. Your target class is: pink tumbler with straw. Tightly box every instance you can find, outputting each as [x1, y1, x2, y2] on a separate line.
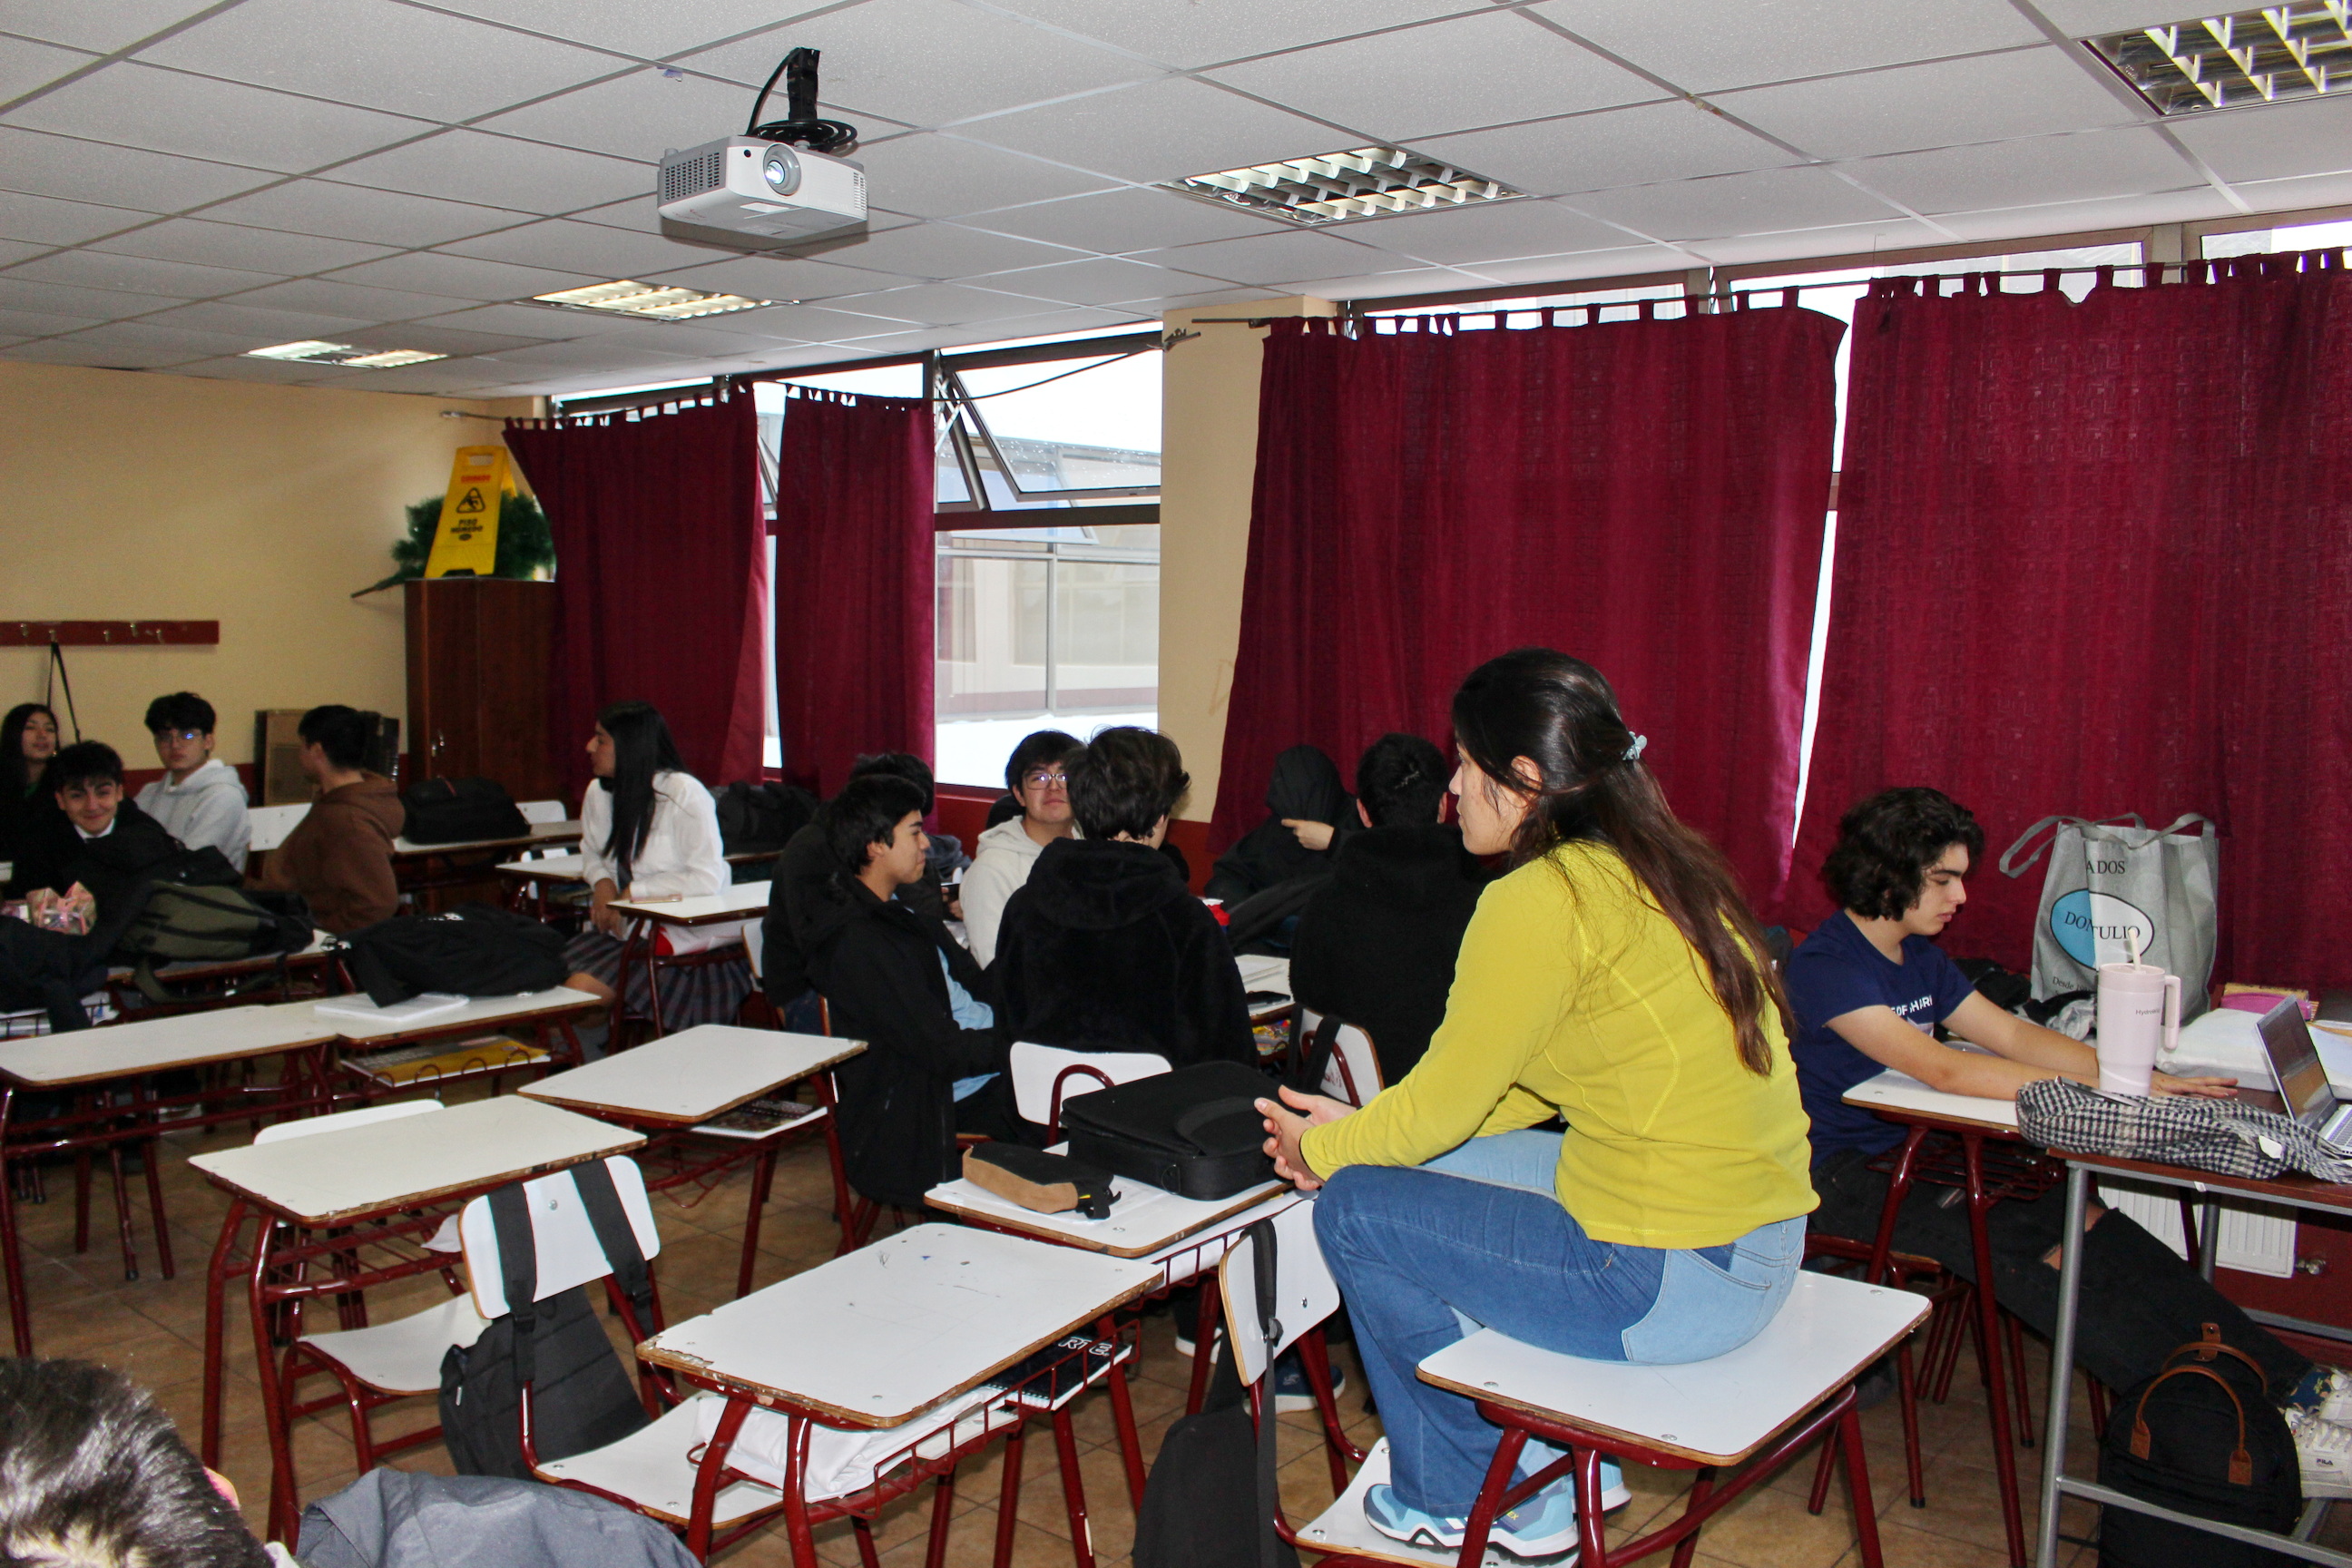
[2096, 962, 2181, 1096]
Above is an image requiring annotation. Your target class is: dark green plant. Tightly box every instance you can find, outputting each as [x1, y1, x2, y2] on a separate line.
[355, 492, 558, 595]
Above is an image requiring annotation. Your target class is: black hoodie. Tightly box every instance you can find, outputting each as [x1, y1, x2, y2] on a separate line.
[1204, 745, 1356, 906]
[1289, 823, 1496, 1083]
[993, 837, 1255, 1070]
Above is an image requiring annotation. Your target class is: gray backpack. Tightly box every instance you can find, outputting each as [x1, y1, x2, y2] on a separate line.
[111, 881, 313, 1002]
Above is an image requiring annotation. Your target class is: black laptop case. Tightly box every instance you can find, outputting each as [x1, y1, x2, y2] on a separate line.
[1058, 1061, 1279, 1200]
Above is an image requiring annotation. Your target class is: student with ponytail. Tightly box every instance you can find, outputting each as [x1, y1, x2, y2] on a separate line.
[1257, 648, 1817, 1556]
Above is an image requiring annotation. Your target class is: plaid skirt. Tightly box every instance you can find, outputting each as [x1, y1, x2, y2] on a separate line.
[564, 927, 752, 1032]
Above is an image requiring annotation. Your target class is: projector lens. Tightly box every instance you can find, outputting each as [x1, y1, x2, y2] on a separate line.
[761, 148, 801, 196]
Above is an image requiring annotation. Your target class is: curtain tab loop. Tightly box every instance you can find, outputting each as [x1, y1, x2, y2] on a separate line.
[2095, 264, 2114, 291]
[1639, 299, 1657, 320]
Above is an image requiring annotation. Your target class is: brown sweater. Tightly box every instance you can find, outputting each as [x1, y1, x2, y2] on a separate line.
[254, 775, 405, 934]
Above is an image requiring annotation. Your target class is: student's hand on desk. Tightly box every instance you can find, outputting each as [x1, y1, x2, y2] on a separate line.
[589, 879, 624, 937]
[1257, 1085, 1349, 1191]
[2151, 1071, 2238, 1098]
[1281, 818, 1334, 853]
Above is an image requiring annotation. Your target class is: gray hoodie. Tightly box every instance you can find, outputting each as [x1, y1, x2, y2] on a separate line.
[961, 814, 1056, 966]
[134, 757, 250, 870]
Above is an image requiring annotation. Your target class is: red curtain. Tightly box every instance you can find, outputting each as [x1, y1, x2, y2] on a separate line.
[771, 387, 934, 796]
[1782, 253, 2352, 987]
[1212, 306, 1842, 903]
[505, 395, 769, 801]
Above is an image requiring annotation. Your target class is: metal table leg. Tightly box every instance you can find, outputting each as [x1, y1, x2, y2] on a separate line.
[2035, 1162, 2092, 1568]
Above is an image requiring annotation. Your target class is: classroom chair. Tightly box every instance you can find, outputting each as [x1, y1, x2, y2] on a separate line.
[1006, 1042, 1171, 1140]
[1297, 1011, 1385, 1108]
[246, 803, 309, 857]
[517, 799, 568, 825]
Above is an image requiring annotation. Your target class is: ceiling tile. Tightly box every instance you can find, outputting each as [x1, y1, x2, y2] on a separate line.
[4, 249, 281, 297]
[1142, 227, 1406, 286]
[309, 358, 517, 392]
[439, 216, 737, 277]
[200, 179, 527, 245]
[562, 194, 670, 235]
[421, 0, 828, 62]
[0, 188, 149, 244]
[135, 0, 625, 122]
[405, 302, 585, 339]
[0, 239, 48, 266]
[853, 133, 1121, 220]
[165, 352, 351, 383]
[813, 220, 1083, 279]
[322, 251, 606, 302]
[967, 256, 1230, 306]
[2027, 2, 2205, 35]
[2, 2, 211, 54]
[328, 132, 652, 219]
[1151, 286, 1285, 311]
[0, 275, 182, 317]
[5, 62, 435, 172]
[635, 253, 913, 300]
[141, 298, 376, 338]
[472, 66, 754, 164]
[1206, 11, 1661, 142]
[480, 338, 707, 368]
[5, 336, 195, 366]
[89, 217, 397, 272]
[964, 77, 1348, 185]
[52, 318, 259, 356]
[1847, 125, 2201, 213]
[0, 304, 101, 334]
[995, 0, 1467, 70]
[0, 126, 277, 211]
[1681, 215, 1950, 264]
[1414, 101, 1798, 197]
[1337, 197, 1640, 265]
[0, 33, 93, 99]
[830, 280, 1100, 324]
[337, 320, 556, 355]
[2169, 94, 2352, 183]
[1568, 165, 1906, 240]
[938, 304, 1152, 338]
[2230, 169, 2352, 216]
[1289, 263, 1493, 299]
[223, 278, 484, 322]
[1928, 184, 2229, 240]
[1455, 244, 1688, 284]
[1531, 0, 2048, 93]
[679, 0, 1161, 128]
[1711, 46, 2144, 160]
[964, 186, 1290, 251]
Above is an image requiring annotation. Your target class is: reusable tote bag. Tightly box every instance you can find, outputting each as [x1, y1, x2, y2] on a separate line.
[1999, 815, 2218, 1017]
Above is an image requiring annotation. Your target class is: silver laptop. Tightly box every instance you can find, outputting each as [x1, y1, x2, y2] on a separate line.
[2254, 995, 2352, 1143]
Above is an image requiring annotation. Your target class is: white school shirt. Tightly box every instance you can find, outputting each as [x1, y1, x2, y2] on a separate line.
[580, 771, 740, 953]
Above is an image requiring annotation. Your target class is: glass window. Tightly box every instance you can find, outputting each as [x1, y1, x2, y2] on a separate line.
[2202, 218, 2352, 258]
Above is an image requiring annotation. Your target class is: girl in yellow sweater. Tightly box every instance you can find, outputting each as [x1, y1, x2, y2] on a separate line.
[1257, 649, 1817, 1555]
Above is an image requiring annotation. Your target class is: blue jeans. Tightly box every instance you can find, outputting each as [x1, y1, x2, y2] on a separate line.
[1316, 1132, 1804, 1513]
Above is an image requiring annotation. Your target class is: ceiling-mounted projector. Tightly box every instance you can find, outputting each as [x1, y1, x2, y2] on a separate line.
[659, 47, 867, 252]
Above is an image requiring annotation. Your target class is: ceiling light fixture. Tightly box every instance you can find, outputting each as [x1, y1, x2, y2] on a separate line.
[1160, 146, 1527, 226]
[528, 279, 781, 320]
[2085, 4, 2352, 113]
[243, 341, 447, 368]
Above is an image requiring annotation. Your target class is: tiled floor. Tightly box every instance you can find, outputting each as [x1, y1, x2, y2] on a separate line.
[9, 1100, 2320, 1566]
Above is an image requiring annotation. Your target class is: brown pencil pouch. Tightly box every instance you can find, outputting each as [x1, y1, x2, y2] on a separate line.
[963, 1143, 1119, 1220]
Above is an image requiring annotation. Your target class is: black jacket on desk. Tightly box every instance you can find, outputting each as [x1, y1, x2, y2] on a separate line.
[760, 821, 946, 1006]
[1289, 823, 1495, 1083]
[993, 837, 1254, 1069]
[804, 874, 1005, 1209]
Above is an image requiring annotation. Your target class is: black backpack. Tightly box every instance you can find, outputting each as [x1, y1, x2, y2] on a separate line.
[714, 780, 816, 859]
[437, 1162, 655, 1481]
[2099, 1324, 2302, 1567]
[1133, 1216, 1297, 1568]
[0, 918, 104, 1033]
[341, 904, 568, 1005]
[1059, 1061, 1279, 1200]
[401, 778, 528, 845]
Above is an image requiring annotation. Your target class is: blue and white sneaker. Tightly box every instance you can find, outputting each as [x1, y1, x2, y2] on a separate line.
[1272, 1351, 1348, 1413]
[1363, 1467, 1628, 1559]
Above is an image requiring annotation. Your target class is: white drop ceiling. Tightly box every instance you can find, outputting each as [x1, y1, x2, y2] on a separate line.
[0, 0, 2345, 397]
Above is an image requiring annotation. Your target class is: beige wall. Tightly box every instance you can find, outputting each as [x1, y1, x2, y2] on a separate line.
[0, 362, 533, 768]
[1156, 296, 1334, 824]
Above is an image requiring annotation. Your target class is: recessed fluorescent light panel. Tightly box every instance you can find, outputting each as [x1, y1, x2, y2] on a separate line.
[1160, 146, 1527, 226]
[243, 340, 446, 368]
[529, 280, 778, 320]
[2086, 5, 2352, 113]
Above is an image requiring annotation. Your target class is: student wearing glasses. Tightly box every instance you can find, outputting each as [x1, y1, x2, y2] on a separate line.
[134, 691, 250, 871]
[959, 729, 1078, 965]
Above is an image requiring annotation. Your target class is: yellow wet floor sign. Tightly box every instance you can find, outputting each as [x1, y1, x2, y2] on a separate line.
[423, 445, 512, 577]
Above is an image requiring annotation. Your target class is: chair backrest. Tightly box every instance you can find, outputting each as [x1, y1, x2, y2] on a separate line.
[247, 803, 309, 854]
[1299, 1011, 1384, 1107]
[253, 1099, 442, 1145]
[1008, 1042, 1171, 1131]
[741, 919, 766, 983]
[517, 799, 567, 825]
[460, 1156, 661, 1318]
[1218, 1201, 1339, 1387]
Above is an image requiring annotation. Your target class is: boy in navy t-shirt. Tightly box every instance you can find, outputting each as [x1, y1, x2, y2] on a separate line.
[1787, 789, 2352, 1490]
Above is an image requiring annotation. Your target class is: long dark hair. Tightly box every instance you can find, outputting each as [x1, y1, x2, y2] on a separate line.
[2, 704, 56, 798]
[595, 701, 687, 890]
[1451, 648, 1790, 1077]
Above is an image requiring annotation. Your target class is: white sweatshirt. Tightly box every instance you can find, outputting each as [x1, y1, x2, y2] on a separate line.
[134, 758, 250, 870]
[962, 814, 1059, 966]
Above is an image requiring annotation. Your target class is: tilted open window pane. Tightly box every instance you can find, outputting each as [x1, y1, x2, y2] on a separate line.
[951, 349, 1161, 501]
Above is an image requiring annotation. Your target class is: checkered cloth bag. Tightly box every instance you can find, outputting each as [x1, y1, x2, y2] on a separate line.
[2016, 1079, 2352, 1182]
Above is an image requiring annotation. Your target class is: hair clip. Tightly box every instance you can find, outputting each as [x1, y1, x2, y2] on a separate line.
[1623, 734, 1648, 763]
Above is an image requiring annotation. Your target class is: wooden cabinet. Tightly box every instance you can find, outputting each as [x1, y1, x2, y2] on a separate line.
[404, 578, 558, 803]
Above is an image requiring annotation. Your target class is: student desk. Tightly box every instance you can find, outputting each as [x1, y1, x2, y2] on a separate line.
[190, 1093, 643, 1540]
[606, 881, 771, 1038]
[312, 985, 604, 1095]
[103, 929, 340, 1014]
[635, 1222, 1161, 1562]
[520, 1024, 866, 1292]
[1843, 1069, 2042, 1568]
[0, 1004, 344, 1356]
[391, 819, 583, 904]
[2036, 1152, 2352, 1568]
[495, 851, 770, 920]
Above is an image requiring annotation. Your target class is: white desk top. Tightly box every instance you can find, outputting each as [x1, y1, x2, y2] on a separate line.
[1843, 1068, 2020, 1132]
[610, 880, 771, 926]
[292, 985, 603, 1044]
[393, 820, 583, 857]
[926, 1154, 1295, 1259]
[497, 853, 586, 883]
[522, 1025, 865, 1125]
[190, 1093, 642, 1225]
[638, 1223, 1160, 1426]
[0, 1004, 340, 1090]
[1240, 955, 1292, 1021]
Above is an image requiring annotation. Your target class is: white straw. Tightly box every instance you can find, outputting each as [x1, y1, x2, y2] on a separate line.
[2126, 928, 2143, 967]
